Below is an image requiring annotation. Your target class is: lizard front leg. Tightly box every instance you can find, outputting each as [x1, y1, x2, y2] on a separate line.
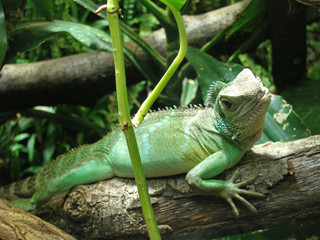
[186, 149, 264, 216]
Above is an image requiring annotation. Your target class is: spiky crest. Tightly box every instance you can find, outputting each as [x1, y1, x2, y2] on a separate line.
[204, 81, 227, 104]
[147, 103, 212, 114]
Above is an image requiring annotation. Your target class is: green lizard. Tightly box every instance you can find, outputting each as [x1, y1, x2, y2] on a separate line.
[0, 68, 271, 216]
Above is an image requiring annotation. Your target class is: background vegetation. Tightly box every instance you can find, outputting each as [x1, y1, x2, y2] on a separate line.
[0, 0, 320, 239]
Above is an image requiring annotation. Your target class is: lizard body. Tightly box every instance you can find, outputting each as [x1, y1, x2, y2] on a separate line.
[0, 69, 271, 216]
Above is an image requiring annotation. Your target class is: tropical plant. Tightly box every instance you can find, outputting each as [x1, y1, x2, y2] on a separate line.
[0, 0, 319, 239]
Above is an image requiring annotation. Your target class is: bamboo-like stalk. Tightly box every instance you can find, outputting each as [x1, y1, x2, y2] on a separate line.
[96, 1, 161, 239]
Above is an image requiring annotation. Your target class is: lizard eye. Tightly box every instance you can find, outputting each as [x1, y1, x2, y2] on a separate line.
[220, 98, 234, 110]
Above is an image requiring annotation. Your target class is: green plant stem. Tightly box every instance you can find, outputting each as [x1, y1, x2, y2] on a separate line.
[99, 1, 161, 239]
[132, 6, 187, 126]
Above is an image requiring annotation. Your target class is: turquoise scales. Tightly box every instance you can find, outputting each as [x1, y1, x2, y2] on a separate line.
[0, 69, 271, 216]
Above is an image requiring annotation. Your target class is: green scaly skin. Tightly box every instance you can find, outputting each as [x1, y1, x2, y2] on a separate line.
[0, 69, 271, 216]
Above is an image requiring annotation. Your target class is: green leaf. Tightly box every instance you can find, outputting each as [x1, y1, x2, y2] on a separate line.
[21, 165, 43, 175]
[23, 108, 108, 136]
[13, 133, 30, 143]
[27, 133, 36, 163]
[282, 80, 320, 135]
[226, 0, 267, 39]
[43, 122, 56, 165]
[185, 46, 244, 102]
[2, 0, 20, 10]
[43, 140, 55, 165]
[6, 20, 113, 61]
[139, 0, 176, 34]
[185, 46, 310, 143]
[122, 46, 158, 83]
[30, 0, 54, 20]
[227, 19, 269, 63]
[10, 143, 26, 152]
[257, 95, 311, 144]
[180, 78, 199, 106]
[74, 0, 106, 18]
[0, 0, 7, 67]
[158, 0, 186, 10]
[18, 117, 35, 132]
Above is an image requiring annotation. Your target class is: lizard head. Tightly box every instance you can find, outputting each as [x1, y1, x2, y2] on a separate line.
[214, 68, 271, 150]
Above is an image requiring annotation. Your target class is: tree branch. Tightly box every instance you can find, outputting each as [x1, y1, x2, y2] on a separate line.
[0, 199, 75, 240]
[22, 135, 320, 240]
[0, 1, 249, 111]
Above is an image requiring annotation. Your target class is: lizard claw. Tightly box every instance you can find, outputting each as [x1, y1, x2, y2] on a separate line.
[226, 197, 239, 217]
[224, 170, 264, 216]
[234, 193, 258, 214]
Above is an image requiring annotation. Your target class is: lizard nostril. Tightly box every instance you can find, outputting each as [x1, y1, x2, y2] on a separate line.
[257, 87, 269, 101]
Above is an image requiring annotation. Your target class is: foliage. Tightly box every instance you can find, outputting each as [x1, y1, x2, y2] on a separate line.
[0, 94, 114, 183]
[280, 21, 320, 135]
[122, 0, 160, 37]
[6, 20, 113, 61]
[0, 0, 319, 238]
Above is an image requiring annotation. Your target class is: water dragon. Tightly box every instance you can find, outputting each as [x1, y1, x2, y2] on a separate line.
[0, 68, 271, 216]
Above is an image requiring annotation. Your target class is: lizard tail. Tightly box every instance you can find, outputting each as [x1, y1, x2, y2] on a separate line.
[0, 175, 37, 198]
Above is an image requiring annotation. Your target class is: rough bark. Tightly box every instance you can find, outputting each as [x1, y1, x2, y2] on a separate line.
[0, 1, 250, 112]
[14, 135, 319, 240]
[0, 199, 75, 240]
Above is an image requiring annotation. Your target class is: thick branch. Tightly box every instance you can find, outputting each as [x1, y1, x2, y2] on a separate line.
[25, 135, 320, 240]
[0, 199, 75, 240]
[0, 1, 249, 111]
